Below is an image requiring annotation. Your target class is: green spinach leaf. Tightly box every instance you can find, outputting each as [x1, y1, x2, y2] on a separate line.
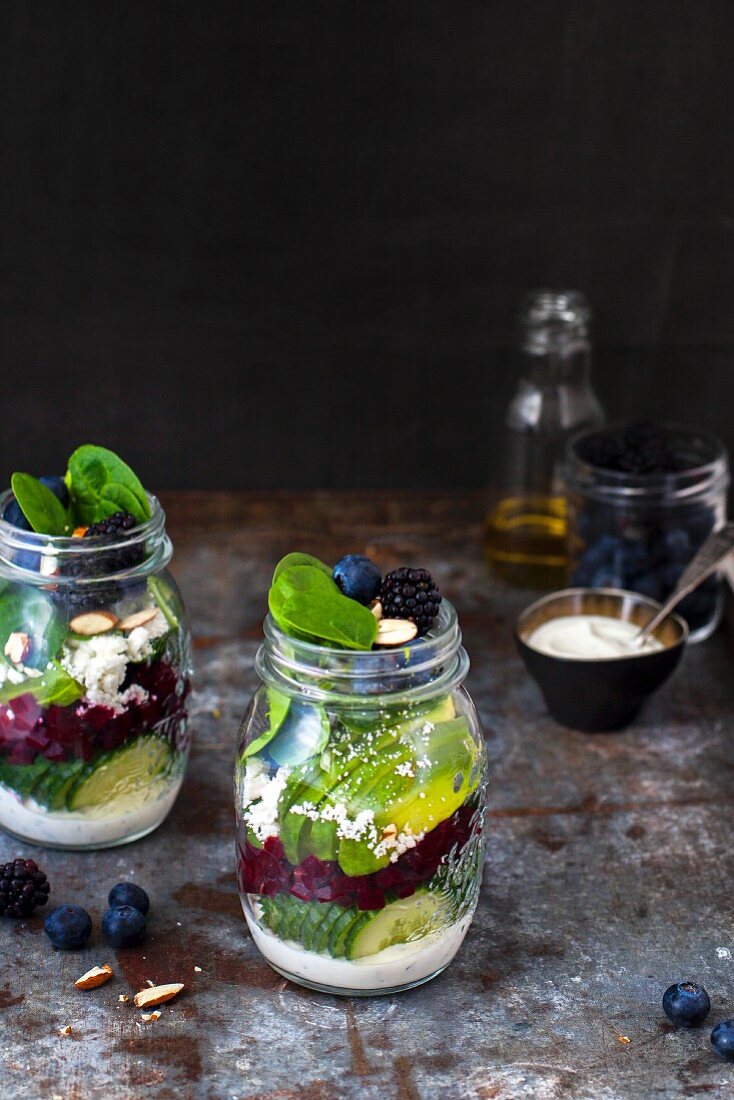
[243, 687, 291, 759]
[272, 552, 332, 584]
[11, 473, 71, 536]
[0, 586, 66, 669]
[0, 660, 83, 707]
[66, 445, 151, 525]
[268, 565, 377, 650]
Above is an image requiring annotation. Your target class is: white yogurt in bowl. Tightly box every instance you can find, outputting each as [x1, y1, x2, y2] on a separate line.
[527, 614, 665, 660]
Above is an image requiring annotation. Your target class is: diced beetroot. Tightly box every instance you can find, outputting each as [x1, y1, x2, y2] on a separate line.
[237, 798, 480, 912]
[0, 660, 189, 767]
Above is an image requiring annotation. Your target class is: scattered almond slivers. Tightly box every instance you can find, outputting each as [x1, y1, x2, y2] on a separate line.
[119, 994, 129, 1003]
[141, 1010, 161, 1022]
[59, 1025, 73, 1036]
[374, 618, 418, 646]
[119, 608, 158, 632]
[75, 963, 113, 990]
[4, 631, 30, 664]
[381, 824, 397, 840]
[370, 600, 383, 621]
[69, 611, 119, 636]
[133, 983, 184, 1009]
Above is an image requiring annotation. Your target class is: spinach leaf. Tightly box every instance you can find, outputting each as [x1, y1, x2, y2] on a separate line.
[0, 586, 66, 669]
[272, 552, 332, 584]
[268, 565, 377, 650]
[66, 445, 151, 525]
[0, 660, 83, 707]
[10, 473, 71, 536]
[148, 576, 180, 628]
[243, 687, 291, 758]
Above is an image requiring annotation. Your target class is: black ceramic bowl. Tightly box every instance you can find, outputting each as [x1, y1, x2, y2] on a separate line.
[515, 588, 688, 732]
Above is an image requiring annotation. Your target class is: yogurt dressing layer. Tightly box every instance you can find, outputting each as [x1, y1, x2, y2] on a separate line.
[527, 614, 665, 660]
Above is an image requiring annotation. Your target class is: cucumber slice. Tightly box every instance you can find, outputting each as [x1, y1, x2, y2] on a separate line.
[311, 903, 342, 954]
[345, 890, 447, 960]
[327, 908, 367, 958]
[66, 735, 174, 812]
[32, 759, 87, 810]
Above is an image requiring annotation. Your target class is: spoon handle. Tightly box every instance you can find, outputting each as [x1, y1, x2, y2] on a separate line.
[636, 523, 734, 644]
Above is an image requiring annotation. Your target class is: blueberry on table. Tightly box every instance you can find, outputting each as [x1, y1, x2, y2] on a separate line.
[39, 475, 70, 508]
[44, 905, 92, 950]
[332, 554, 382, 605]
[712, 1020, 734, 1060]
[102, 905, 146, 947]
[663, 981, 711, 1027]
[108, 882, 150, 915]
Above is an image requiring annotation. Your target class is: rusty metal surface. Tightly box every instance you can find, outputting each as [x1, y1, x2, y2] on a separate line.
[2, 490, 734, 1100]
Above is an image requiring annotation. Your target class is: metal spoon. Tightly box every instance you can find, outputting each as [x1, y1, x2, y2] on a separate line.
[635, 523, 734, 645]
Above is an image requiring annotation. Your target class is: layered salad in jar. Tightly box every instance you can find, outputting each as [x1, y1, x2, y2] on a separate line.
[0, 445, 191, 848]
[236, 551, 487, 995]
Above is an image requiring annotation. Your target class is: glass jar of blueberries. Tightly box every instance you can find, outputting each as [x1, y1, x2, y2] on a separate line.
[0, 448, 192, 849]
[565, 422, 729, 642]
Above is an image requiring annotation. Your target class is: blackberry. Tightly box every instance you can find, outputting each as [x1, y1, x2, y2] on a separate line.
[379, 567, 442, 636]
[576, 422, 689, 476]
[0, 859, 50, 917]
[61, 512, 144, 615]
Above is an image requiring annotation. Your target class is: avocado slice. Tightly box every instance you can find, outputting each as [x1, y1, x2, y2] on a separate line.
[295, 697, 458, 865]
[337, 717, 479, 877]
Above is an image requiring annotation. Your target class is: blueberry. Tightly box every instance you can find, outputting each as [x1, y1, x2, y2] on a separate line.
[108, 882, 150, 915]
[4, 497, 30, 530]
[332, 554, 382, 606]
[632, 571, 664, 602]
[712, 1019, 734, 1060]
[616, 540, 650, 580]
[662, 981, 711, 1027]
[659, 528, 690, 563]
[590, 567, 623, 589]
[44, 905, 92, 950]
[39, 475, 69, 508]
[102, 905, 146, 947]
[581, 534, 621, 571]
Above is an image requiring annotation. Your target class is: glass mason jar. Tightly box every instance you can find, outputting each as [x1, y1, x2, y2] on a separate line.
[235, 600, 487, 996]
[566, 424, 729, 642]
[484, 290, 604, 589]
[0, 493, 192, 849]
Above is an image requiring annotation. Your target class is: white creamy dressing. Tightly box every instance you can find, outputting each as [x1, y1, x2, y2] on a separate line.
[245, 900, 471, 992]
[527, 614, 665, 660]
[0, 776, 182, 848]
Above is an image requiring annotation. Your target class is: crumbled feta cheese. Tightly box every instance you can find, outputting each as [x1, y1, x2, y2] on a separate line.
[243, 766, 291, 842]
[395, 761, 415, 778]
[374, 823, 426, 862]
[60, 609, 167, 711]
[243, 757, 270, 803]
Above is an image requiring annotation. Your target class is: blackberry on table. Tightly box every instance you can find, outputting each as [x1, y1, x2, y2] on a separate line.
[379, 567, 442, 636]
[0, 859, 50, 918]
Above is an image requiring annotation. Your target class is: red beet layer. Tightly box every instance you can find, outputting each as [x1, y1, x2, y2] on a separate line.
[237, 799, 479, 912]
[0, 660, 189, 765]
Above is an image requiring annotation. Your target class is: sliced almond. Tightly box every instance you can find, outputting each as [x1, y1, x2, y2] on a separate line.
[133, 983, 184, 1009]
[119, 608, 158, 632]
[4, 632, 30, 664]
[119, 994, 129, 1003]
[141, 1010, 161, 1022]
[374, 618, 418, 647]
[381, 823, 398, 839]
[370, 600, 383, 620]
[69, 611, 119, 636]
[59, 1025, 73, 1036]
[72, 526, 88, 538]
[74, 964, 113, 990]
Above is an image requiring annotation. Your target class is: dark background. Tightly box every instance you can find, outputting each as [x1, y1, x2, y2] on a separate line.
[2, 2, 733, 491]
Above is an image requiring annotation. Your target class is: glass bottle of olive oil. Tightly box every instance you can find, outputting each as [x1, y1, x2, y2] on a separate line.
[484, 291, 604, 588]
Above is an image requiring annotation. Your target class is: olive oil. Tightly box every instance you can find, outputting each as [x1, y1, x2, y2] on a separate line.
[484, 494, 568, 588]
[485, 290, 604, 588]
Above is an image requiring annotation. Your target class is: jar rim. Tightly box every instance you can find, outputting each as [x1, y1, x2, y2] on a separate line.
[565, 421, 730, 502]
[0, 492, 171, 583]
[258, 599, 469, 704]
